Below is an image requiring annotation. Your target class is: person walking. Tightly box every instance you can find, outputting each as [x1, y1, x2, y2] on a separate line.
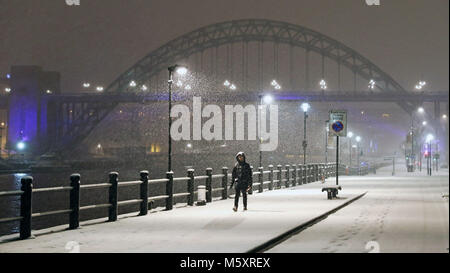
[230, 152, 252, 211]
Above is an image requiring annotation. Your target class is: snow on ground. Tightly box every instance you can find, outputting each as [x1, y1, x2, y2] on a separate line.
[0, 164, 447, 253]
[268, 165, 449, 253]
[0, 178, 363, 253]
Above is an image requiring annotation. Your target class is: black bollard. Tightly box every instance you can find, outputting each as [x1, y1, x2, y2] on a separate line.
[139, 171, 149, 216]
[285, 165, 290, 188]
[166, 171, 174, 210]
[187, 169, 195, 205]
[258, 167, 264, 193]
[206, 168, 212, 202]
[69, 174, 81, 229]
[20, 176, 33, 239]
[268, 165, 274, 190]
[108, 172, 118, 222]
[222, 167, 228, 200]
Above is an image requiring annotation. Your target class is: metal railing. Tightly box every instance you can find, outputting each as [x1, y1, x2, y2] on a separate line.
[0, 162, 343, 240]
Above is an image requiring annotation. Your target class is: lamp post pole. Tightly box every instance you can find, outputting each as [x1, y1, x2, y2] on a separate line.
[167, 67, 174, 172]
[303, 111, 308, 165]
[259, 95, 262, 168]
[325, 120, 329, 164]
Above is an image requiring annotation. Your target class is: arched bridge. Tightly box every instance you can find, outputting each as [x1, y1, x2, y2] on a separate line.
[3, 19, 448, 156]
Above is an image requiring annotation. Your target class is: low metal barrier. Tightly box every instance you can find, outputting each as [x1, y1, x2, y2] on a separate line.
[0, 162, 344, 240]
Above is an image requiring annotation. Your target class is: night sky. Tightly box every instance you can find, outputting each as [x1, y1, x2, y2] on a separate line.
[0, 0, 448, 93]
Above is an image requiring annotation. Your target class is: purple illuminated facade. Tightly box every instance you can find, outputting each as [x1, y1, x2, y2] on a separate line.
[7, 66, 60, 155]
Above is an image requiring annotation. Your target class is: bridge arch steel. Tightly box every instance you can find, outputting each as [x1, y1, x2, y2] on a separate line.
[106, 18, 415, 113]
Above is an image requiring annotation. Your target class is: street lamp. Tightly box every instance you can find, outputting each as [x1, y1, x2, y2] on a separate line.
[17, 141, 26, 151]
[167, 64, 188, 172]
[355, 136, 361, 175]
[301, 103, 310, 164]
[258, 94, 274, 167]
[348, 131, 354, 168]
[325, 120, 329, 164]
[426, 134, 434, 176]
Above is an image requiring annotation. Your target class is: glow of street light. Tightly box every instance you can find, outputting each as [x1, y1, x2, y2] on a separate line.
[176, 80, 183, 87]
[418, 107, 424, 113]
[301, 102, 310, 113]
[185, 85, 191, 90]
[369, 79, 376, 90]
[96, 86, 104, 92]
[6, 73, 11, 79]
[129, 81, 137, 87]
[186, 143, 192, 148]
[83, 83, 90, 88]
[176, 66, 188, 76]
[223, 80, 230, 87]
[442, 114, 447, 119]
[46, 90, 52, 94]
[348, 131, 354, 138]
[141, 85, 148, 91]
[5, 88, 11, 93]
[271, 80, 278, 86]
[422, 121, 427, 126]
[230, 84, 236, 90]
[426, 134, 434, 142]
[262, 94, 274, 105]
[17, 142, 26, 151]
[356, 136, 361, 142]
[275, 84, 281, 90]
[319, 79, 327, 90]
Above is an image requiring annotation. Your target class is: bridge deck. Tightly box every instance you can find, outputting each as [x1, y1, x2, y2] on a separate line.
[0, 168, 448, 253]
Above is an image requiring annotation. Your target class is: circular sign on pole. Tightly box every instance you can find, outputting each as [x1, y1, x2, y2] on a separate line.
[332, 121, 344, 133]
[329, 110, 348, 137]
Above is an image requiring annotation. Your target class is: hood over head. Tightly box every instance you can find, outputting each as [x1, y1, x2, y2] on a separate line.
[236, 151, 246, 162]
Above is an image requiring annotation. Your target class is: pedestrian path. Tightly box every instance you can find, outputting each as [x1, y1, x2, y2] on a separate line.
[0, 178, 363, 253]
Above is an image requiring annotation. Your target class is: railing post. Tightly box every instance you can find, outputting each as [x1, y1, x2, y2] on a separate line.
[20, 176, 33, 240]
[268, 165, 274, 190]
[222, 167, 228, 199]
[206, 168, 213, 202]
[277, 165, 282, 189]
[69, 174, 80, 229]
[187, 169, 195, 205]
[166, 171, 174, 210]
[309, 164, 313, 183]
[315, 164, 319, 182]
[298, 164, 302, 185]
[249, 166, 254, 195]
[285, 165, 290, 188]
[108, 172, 118, 222]
[258, 167, 264, 193]
[302, 164, 307, 184]
[292, 164, 297, 186]
[139, 171, 149, 216]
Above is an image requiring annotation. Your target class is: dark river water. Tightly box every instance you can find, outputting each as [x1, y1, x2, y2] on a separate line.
[0, 151, 302, 236]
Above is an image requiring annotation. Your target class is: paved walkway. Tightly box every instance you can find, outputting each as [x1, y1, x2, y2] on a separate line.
[0, 177, 362, 253]
[268, 167, 449, 253]
[1, 166, 447, 253]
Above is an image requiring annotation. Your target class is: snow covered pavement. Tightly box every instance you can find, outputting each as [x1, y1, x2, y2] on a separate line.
[0, 178, 363, 253]
[268, 167, 449, 253]
[0, 166, 447, 253]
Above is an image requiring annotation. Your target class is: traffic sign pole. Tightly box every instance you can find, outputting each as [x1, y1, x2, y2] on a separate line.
[336, 135, 339, 186]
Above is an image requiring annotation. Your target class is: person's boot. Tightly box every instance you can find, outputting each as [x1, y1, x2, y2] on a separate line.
[233, 207, 237, 212]
[243, 207, 247, 211]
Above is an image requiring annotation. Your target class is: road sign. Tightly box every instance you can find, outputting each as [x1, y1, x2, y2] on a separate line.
[329, 110, 348, 137]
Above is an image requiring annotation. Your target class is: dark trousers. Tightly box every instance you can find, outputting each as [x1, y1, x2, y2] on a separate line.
[234, 186, 247, 208]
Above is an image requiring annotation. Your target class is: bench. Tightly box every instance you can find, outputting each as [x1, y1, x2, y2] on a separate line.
[322, 186, 342, 199]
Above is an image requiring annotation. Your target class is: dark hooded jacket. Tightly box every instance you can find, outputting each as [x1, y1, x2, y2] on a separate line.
[231, 152, 253, 189]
